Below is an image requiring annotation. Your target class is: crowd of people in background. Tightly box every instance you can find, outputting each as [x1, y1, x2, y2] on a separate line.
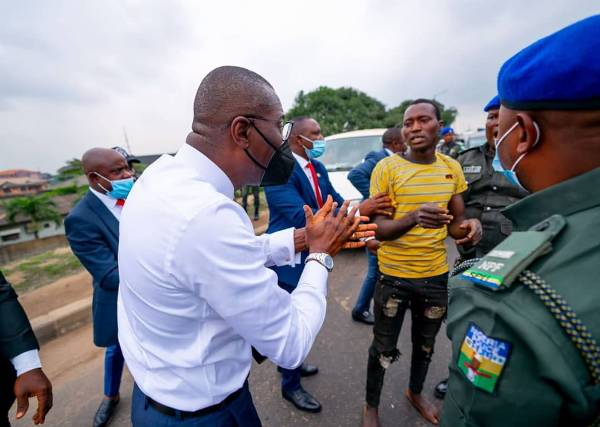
[0, 14, 599, 427]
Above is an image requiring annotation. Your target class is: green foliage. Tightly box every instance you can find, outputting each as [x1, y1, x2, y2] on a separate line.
[132, 163, 147, 175]
[5, 194, 62, 239]
[287, 87, 459, 134]
[45, 184, 79, 196]
[1, 248, 83, 294]
[56, 158, 84, 181]
[287, 87, 386, 135]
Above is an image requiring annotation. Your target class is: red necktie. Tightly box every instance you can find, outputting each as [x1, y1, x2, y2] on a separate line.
[115, 199, 125, 207]
[306, 162, 324, 208]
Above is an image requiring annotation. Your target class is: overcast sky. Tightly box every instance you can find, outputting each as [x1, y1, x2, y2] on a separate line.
[1, 1, 598, 173]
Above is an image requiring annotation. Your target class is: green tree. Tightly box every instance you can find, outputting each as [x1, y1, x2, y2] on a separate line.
[56, 158, 84, 181]
[384, 99, 458, 128]
[5, 195, 62, 239]
[286, 87, 386, 135]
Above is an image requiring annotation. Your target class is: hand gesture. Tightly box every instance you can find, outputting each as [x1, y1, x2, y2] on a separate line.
[358, 193, 393, 218]
[14, 368, 53, 425]
[412, 203, 453, 229]
[304, 196, 362, 256]
[455, 219, 482, 246]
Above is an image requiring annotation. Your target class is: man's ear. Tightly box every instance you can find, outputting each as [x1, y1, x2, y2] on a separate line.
[515, 113, 539, 155]
[230, 116, 251, 149]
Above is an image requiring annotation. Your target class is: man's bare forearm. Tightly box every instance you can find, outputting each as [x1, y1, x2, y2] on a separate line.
[374, 212, 417, 241]
[293, 228, 307, 253]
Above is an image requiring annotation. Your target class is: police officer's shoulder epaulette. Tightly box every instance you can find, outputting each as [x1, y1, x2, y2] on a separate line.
[457, 145, 483, 157]
[460, 214, 566, 291]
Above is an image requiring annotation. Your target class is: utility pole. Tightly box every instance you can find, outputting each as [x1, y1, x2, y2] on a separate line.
[122, 127, 132, 153]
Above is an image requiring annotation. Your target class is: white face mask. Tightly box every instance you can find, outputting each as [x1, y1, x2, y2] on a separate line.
[493, 121, 540, 191]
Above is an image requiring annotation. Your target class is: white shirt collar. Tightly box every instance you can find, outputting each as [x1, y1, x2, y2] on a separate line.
[176, 143, 235, 199]
[292, 152, 310, 168]
[89, 187, 122, 220]
[384, 148, 394, 156]
[90, 187, 118, 207]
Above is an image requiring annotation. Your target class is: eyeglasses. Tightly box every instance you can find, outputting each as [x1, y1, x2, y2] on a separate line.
[245, 116, 294, 143]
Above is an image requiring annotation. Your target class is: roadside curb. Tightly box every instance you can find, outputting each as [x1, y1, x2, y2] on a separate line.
[31, 297, 92, 345]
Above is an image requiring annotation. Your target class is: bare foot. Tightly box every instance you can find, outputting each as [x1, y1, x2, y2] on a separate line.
[361, 405, 381, 427]
[405, 389, 440, 425]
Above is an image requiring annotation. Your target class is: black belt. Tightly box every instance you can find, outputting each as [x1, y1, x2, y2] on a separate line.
[143, 383, 245, 419]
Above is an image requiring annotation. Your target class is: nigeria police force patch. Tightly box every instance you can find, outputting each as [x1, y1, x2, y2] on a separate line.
[457, 323, 512, 393]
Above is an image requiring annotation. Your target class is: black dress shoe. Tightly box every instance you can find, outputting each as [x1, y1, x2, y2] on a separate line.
[93, 397, 120, 427]
[352, 310, 375, 325]
[434, 378, 448, 399]
[300, 363, 319, 377]
[282, 387, 322, 413]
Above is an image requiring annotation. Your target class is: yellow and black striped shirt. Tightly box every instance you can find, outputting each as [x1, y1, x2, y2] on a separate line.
[370, 152, 467, 278]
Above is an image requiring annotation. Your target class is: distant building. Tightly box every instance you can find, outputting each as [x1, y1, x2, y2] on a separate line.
[0, 169, 49, 199]
[0, 194, 78, 246]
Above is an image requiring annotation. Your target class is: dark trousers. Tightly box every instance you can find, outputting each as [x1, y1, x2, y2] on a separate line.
[104, 343, 125, 397]
[241, 186, 260, 218]
[0, 358, 16, 427]
[277, 281, 302, 392]
[353, 249, 379, 314]
[365, 273, 448, 407]
[131, 382, 261, 427]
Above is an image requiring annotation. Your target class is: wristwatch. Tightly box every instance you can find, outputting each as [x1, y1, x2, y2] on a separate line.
[305, 253, 334, 272]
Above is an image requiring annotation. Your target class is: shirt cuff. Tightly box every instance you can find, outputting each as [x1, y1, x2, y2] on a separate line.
[265, 228, 298, 267]
[295, 258, 329, 296]
[10, 349, 42, 377]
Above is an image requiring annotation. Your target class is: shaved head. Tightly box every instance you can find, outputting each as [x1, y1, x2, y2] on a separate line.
[82, 148, 125, 174]
[288, 116, 313, 140]
[382, 128, 402, 146]
[192, 66, 281, 131]
[82, 147, 133, 193]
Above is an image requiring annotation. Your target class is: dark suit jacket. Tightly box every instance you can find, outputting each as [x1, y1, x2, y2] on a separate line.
[265, 159, 344, 287]
[65, 191, 119, 347]
[0, 271, 39, 406]
[347, 148, 390, 199]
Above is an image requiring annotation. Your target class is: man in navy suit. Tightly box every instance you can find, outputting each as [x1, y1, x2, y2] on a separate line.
[265, 117, 391, 413]
[347, 128, 406, 324]
[65, 147, 135, 427]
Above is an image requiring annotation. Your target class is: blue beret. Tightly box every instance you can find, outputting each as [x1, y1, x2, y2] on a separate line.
[498, 15, 600, 110]
[440, 127, 454, 136]
[483, 95, 500, 112]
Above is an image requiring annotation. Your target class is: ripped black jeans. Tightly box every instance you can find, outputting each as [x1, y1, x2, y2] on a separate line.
[365, 272, 448, 407]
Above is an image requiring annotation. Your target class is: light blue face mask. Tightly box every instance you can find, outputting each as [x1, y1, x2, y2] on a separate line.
[94, 172, 134, 199]
[300, 135, 327, 158]
[493, 121, 540, 191]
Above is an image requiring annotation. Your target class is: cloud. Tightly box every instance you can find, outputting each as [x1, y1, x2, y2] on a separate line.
[0, 0, 597, 172]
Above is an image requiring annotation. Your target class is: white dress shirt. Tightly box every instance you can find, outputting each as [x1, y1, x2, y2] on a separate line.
[89, 187, 123, 220]
[117, 143, 329, 411]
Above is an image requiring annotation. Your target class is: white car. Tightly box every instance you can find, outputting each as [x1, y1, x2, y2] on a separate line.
[461, 129, 487, 150]
[320, 129, 387, 203]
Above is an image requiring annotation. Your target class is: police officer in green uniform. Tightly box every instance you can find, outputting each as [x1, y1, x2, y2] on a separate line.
[442, 15, 600, 426]
[456, 95, 528, 260]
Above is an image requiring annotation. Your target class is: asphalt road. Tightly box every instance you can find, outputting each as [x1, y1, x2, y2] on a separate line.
[10, 248, 456, 427]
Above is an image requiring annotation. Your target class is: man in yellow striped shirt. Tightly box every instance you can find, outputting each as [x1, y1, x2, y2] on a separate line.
[361, 99, 482, 427]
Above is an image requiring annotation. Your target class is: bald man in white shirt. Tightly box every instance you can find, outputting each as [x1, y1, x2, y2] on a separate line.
[117, 66, 373, 426]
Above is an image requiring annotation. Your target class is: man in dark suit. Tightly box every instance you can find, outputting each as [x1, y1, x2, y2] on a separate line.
[65, 148, 134, 427]
[0, 270, 52, 427]
[347, 128, 406, 324]
[265, 117, 391, 413]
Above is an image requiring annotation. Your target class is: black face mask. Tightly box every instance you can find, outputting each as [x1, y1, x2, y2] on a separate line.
[244, 122, 295, 187]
